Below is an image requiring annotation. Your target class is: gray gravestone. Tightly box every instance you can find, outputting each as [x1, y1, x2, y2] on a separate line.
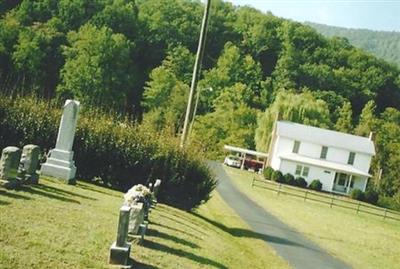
[109, 205, 132, 266]
[128, 203, 144, 235]
[21, 144, 40, 184]
[0, 146, 22, 181]
[153, 179, 162, 202]
[41, 100, 80, 184]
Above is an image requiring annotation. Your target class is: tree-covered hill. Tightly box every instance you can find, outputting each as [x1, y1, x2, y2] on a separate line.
[0, 0, 399, 207]
[305, 22, 400, 67]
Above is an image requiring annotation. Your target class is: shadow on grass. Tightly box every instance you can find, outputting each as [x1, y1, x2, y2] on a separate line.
[147, 228, 199, 249]
[142, 240, 228, 269]
[130, 258, 160, 269]
[150, 220, 202, 240]
[0, 199, 10, 205]
[0, 189, 31, 200]
[190, 212, 310, 250]
[16, 185, 81, 204]
[76, 182, 122, 198]
[155, 212, 206, 236]
[32, 184, 96, 201]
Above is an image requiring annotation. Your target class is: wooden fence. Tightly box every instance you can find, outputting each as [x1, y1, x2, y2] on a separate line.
[251, 176, 400, 222]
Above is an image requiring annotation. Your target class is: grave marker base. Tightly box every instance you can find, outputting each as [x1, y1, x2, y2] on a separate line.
[109, 242, 132, 266]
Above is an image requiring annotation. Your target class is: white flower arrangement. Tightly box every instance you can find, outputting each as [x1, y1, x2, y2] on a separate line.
[124, 184, 151, 206]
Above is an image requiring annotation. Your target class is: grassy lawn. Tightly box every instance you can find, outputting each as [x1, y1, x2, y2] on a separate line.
[0, 176, 289, 269]
[223, 166, 400, 269]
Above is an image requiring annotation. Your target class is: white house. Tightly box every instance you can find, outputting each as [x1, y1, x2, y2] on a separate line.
[267, 121, 375, 195]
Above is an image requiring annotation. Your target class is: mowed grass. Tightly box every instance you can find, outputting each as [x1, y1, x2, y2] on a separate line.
[223, 166, 400, 269]
[0, 176, 289, 269]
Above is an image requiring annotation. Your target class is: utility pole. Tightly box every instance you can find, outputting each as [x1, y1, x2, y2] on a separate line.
[180, 0, 211, 148]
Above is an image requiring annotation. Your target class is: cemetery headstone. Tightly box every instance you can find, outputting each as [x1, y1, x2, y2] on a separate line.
[109, 205, 132, 266]
[41, 100, 80, 184]
[21, 144, 40, 184]
[0, 146, 22, 188]
[152, 179, 162, 204]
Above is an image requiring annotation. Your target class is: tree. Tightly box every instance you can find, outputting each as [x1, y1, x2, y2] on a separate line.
[335, 101, 353, 133]
[57, 24, 132, 112]
[141, 46, 194, 133]
[199, 42, 264, 112]
[355, 100, 376, 136]
[191, 83, 258, 158]
[255, 90, 331, 151]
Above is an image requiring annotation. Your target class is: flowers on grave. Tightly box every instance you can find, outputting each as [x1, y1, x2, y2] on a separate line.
[124, 184, 151, 206]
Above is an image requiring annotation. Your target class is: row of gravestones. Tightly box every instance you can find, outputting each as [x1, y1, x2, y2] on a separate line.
[0, 145, 40, 189]
[0, 99, 81, 188]
[109, 179, 162, 266]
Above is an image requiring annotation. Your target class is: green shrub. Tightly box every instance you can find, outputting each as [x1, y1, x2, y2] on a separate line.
[295, 177, 308, 188]
[263, 167, 274, 180]
[364, 188, 379, 205]
[283, 173, 295, 185]
[309, 179, 322, 191]
[350, 189, 365, 201]
[0, 95, 216, 210]
[271, 170, 284, 183]
[377, 194, 400, 211]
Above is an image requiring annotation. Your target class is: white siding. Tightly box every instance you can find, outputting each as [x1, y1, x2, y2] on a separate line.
[279, 160, 335, 192]
[352, 176, 368, 192]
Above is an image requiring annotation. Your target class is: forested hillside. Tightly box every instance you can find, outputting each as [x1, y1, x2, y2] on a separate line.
[0, 0, 399, 207]
[306, 22, 400, 67]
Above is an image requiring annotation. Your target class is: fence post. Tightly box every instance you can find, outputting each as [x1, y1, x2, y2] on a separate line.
[330, 195, 334, 208]
[277, 184, 281, 196]
[383, 208, 387, 220]
[304, 191, 308, 202]
[356, 202, 361, 214]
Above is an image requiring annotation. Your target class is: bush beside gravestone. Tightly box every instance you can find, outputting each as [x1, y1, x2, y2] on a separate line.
[309, 179, 322, 191]
[0, 95, 216, 210]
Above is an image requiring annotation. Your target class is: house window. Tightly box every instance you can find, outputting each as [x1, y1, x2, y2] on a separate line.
[302, 167, 310, 177]
[292, 141, 300, 153]
[295, 165, 302, 175]
[320, 146, 328, 159]
[348, 152, 356, 165]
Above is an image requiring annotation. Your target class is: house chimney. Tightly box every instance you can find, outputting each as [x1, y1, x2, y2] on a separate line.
[368, 132, 374, 141]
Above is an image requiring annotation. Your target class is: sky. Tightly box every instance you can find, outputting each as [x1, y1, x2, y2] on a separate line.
[227, 0, 400, 31]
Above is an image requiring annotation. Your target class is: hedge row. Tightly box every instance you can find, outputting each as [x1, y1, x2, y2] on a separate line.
[0, 96, 216, 210]
[263, 166, 322, 191]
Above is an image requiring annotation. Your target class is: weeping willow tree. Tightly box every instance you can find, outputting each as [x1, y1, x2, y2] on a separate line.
[255, 90, 331, 151]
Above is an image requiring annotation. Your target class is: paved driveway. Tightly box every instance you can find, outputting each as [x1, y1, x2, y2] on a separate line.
[209, 161, 351, 269]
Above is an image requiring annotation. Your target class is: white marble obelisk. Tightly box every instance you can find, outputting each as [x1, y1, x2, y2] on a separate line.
[41, 100, 80, 184]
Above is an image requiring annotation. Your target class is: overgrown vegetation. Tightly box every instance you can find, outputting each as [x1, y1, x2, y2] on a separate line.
[0, 96, 215, 210]
[0, 0, 399, 205]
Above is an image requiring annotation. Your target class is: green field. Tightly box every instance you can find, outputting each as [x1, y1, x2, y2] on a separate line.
[224, 166, 400, 269]
[0, 177, 289, 269]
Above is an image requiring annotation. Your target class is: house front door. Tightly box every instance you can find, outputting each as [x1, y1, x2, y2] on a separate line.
[333, 172, 350, 193]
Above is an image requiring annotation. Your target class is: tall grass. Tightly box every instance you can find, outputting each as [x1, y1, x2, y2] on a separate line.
[0, 95, 216, 210]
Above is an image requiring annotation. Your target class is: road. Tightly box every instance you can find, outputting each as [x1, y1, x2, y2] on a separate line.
[209, 161, 351, 269]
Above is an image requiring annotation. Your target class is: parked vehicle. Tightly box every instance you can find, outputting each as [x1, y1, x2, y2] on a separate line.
[244, 159, 264, 172]
[224, 155, 242, 168]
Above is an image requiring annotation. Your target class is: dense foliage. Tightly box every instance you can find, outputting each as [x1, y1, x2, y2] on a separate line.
[306, 22, 400, 67]
[0, 0, 399, 206]
[0, 95, 216, 210]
